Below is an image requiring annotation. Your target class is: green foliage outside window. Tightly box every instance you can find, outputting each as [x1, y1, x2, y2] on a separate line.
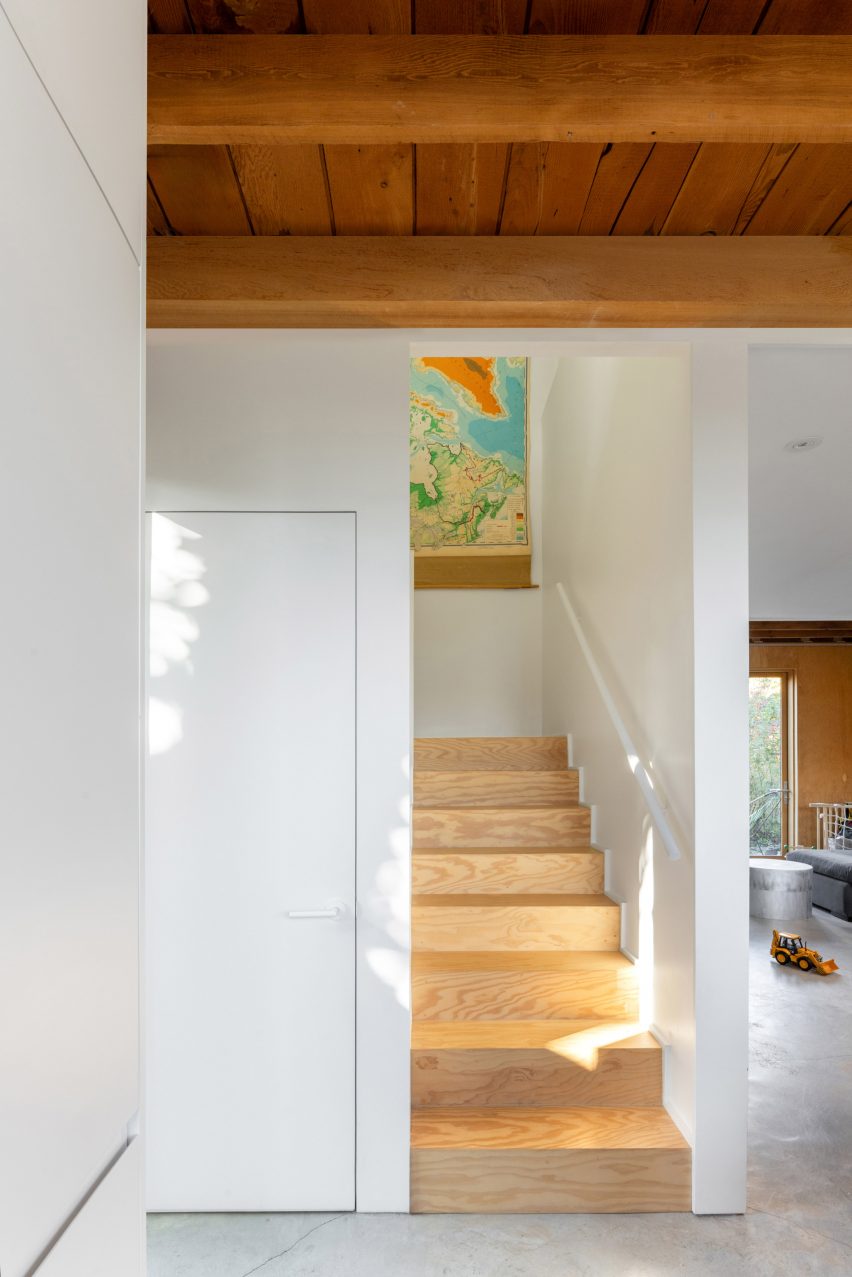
[749, 677, 782, 853]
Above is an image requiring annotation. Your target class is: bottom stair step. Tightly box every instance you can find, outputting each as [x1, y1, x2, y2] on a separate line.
[411, 1107, 691, 1213]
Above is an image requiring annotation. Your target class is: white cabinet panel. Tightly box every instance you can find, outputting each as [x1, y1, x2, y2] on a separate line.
[147, 513, 356, 1210]
[36, 1142, 142, 1277]
[0, 0, 145, 256]
[0, 15, 142, 1277]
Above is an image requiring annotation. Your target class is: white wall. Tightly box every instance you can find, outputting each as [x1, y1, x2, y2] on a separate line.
[541, 347, 750, 1215]
[146, 331, 412, 1211]
[1, 0, 146, 257]
[691, 344, 750, 1215]
[0, 4, 144, 1274]
[414, 591, 542, 736]
[750, 345, 852, 619]
[36, 1144, 142, 1277]
[541, 353, 696, 1141]
[413, 357, 556, 738]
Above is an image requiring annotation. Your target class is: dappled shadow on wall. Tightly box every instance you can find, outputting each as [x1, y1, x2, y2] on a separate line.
[149, 513, 209, 756]
[365, 750, 412, 1012]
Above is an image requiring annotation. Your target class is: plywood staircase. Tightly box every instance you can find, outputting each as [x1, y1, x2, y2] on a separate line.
[411, 736, 691, 1213]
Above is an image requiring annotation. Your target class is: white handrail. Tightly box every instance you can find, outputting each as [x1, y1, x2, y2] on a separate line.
[556, 582, 682, 862]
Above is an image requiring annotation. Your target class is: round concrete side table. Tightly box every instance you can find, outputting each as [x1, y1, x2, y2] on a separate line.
[749, 858, 813, 921]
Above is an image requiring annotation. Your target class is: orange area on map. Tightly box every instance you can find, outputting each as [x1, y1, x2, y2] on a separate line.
[419, 357, 503, 417]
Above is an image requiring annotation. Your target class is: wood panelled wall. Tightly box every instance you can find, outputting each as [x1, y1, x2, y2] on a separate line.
[751, 645, 852, 847]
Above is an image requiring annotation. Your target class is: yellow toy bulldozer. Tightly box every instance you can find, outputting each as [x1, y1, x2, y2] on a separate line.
[770, 930, 839, 974]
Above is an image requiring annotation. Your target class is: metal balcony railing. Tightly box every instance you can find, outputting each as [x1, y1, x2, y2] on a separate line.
[749, 788, 782, 856]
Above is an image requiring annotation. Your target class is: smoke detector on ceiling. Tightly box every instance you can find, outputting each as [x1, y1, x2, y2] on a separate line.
[784, 437, 823, 453]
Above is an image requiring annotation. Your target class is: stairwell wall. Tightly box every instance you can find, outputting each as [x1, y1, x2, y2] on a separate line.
[540, 353, 696, 1140]
[412, 357, 556, 738]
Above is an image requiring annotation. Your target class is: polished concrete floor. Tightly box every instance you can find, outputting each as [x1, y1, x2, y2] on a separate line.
[148, 908, 852, 1276]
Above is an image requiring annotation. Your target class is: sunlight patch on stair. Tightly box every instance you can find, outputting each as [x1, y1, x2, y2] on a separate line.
[544, 1021, 645, 1071]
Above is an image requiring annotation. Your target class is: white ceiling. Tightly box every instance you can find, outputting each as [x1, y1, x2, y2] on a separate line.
[750, 346, 852, 620]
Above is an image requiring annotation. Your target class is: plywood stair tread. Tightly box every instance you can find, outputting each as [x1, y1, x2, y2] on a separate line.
[413, 950, 636, 973]
[412, 1021, 657, 1050]
[411, 1107, 688, 1151]
[413, 847, 605, 894]
[414, 770, 580, 809]
[417, 770, 578, 779]
[418, 804, 590, 815]
[413, 893, 616, 908]
[414, 845, 600, 856]
[415, 737, 568, 772]
[413, 804, 592, 849]
[412, 949, 640, 1022]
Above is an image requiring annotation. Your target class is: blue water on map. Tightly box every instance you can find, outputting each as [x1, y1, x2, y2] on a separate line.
[410, 358, 526, 473]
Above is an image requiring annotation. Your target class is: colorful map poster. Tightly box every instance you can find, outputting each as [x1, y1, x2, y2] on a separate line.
[410, 356, 528, 551]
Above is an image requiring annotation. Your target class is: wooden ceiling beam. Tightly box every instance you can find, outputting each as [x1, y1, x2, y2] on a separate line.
[147, 235, 852, 328]
[148, 35, 852, 145]
[750, 621, 852, 644]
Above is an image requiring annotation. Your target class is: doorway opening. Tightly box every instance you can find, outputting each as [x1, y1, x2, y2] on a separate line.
[748, 673, 794, 857]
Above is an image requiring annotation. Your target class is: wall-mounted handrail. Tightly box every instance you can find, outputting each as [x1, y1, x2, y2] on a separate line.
[556, 582, 682, 862]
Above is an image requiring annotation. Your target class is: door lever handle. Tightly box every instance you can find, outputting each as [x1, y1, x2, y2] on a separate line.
[286, 899, 347, 920]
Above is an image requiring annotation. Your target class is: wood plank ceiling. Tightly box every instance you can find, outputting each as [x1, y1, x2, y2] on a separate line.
[147, 1, 852, 244]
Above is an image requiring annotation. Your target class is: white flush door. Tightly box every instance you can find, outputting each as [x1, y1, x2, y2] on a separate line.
[146, 512, 356, 1211]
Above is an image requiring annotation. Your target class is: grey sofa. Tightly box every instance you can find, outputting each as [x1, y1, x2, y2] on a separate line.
[786, 848, 852, 921]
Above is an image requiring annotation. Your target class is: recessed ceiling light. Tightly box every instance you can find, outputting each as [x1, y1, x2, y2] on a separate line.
[784, 437, 823, 453]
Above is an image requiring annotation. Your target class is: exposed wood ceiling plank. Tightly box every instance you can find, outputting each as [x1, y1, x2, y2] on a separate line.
[149, 0, 852, 34]
[576, 144, 652, 234]
[148, 35, 852, 145]
[148, 1, 193, 33]
[731, 142, 797, 232]
[750, 621, 852, 644]
[527, 1, 648, 33]
[829, 204, 852, 236]
[147, 144, 252, 234]
[643, 1, 705, 33]
[500, 143, 602, 234]
[757, 1, 852, 35]
[147, 181, 172, 235]
[416, 145, 508, 234]
[324, 145, 414, 233]
[185, 0, 302, 33]
[230, 144, 332, 234]
[147, 235, 852, 327]
[611, 142, 699, 234]
[303, 1, 412, 33]
[698, 1, 768, 33]
[414, 2, 527, 33]
[661, 142, 772, 234]
[743, 144, 852, 234]
[645, 0, 766, 33]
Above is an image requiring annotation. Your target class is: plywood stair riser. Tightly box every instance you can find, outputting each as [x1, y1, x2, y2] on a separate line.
[413, 895, 620, 952]
[412, 1029, 662, 1109]
[413, 805, 591, 849]
[413, 848, 604, 895]
[412, 953, 640, 1022]
[411, 1147, 693, 1214]
[411, 1107, 691, 1214]
[410, 736, 691, 1214]
[414, 770, 579, 808]
[415, 737, 568, 772]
